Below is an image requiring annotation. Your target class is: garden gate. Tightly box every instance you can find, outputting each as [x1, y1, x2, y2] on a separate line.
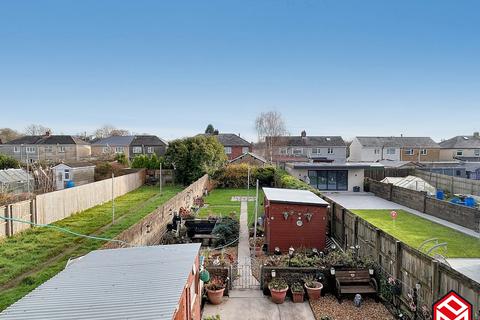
[232, 257, 261, 289]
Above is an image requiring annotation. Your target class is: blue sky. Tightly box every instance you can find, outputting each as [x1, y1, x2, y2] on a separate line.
[0, 0, 479, 142]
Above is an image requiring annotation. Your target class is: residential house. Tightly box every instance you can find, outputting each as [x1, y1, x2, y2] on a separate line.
[229, 152, 267, 166]
[0, 244, 202, 320]
[265, 131, 347, 163]
[0, 132, 91, 163]
[91, 135, 168, 160]
[349, 136, 440, 162]
[52, 162, 95, 190]
[439, 132, 480, 161]
[201, 133, 251, 160]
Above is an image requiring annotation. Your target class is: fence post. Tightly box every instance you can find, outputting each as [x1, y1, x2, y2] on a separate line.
[394, 241, 402, 280]
[354, 215, 359, 247]
[431, 260, 440, 302]
[341, 208, 346, 250]
[388, 183, 393, 201]
[375, 228, 381, 264]
[5, 206, 12, 237]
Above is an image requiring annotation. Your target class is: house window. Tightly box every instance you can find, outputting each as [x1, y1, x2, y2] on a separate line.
[405, 149, 414, 155]
[147, 147, 154, 154]
[327, 148, 334, 154]
[26, 147, 36, 154]
[133, 146, 142, 154]
[312, 148, 321, 154]
[102, 146, 110, 153]
[13, 146, 20, 153]
[456, 150, 463, 156]
[374, 149, 380, 155]
[475, 149, 480, 157]
[242, 146, 249, 153]
[58, 146, 65, 153]
[115, 147, 124, 153]
[293, 148, 303, 155]
[420, 149, 428, 155]
[279, 148, 288, 155]
[224, 147, 232, 155]
[45, 146, 53, 153]
[64, 169, 70, 180]
[386, 148, 396, 155]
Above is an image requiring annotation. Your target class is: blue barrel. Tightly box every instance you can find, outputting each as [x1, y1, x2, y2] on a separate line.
[464, 197, 476, 207]
[65, 180, 75, 188]
[436, 190, 445, 200]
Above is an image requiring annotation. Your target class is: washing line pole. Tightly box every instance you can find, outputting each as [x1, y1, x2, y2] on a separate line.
[112, 172, 115, 224]
[253, 179, 259, 258]
[159, 162, 162, 195]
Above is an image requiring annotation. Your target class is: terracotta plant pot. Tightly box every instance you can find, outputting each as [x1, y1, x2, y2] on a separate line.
[206, 288, 225, 305]
[305, 282, 323, 300]
[269, 286, 289, 304]
[292, 291, 304, 303]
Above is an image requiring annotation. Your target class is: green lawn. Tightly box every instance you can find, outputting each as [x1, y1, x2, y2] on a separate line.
[197, 188, 264, 225]
[0, 185, 181, 311]
[352, 209, 480, 258]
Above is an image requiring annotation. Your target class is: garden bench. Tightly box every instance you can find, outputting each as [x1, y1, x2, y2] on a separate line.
[334, 269, 378, 303]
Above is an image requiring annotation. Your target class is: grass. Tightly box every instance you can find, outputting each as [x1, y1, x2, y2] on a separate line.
[0, 185, 181, 311]
[352, 209, 480, 258]
[197, 188, 265, 225]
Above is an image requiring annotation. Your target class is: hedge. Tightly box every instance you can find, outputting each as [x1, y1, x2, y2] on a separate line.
[213, 164, 275, 188]
[273, 169, 322, 196]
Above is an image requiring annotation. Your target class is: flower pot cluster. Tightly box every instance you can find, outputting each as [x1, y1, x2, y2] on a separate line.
[205, 276, 226, 305]
[268, 275, 324, 304]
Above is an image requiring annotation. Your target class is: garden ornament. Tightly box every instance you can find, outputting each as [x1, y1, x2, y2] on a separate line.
[354, 294, 362, 307]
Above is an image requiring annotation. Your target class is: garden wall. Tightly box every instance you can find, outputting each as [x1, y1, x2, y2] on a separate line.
[416, 170, 480, 196]
[367, 178, 480, 232]
[103, 174, 209, 248]
[321, 196, 480, 319]
[0, 170, 146, 239]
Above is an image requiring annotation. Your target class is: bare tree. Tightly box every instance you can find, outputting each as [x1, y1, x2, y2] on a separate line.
[24, 124, 52, 136]
[255, 111, 287, 162]
[0, 128, 23, 143]
[93, 125, 130, 139]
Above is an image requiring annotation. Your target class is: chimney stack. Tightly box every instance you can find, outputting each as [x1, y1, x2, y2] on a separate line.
[45, 130, 51, 137]
[301, 130, 307, 138]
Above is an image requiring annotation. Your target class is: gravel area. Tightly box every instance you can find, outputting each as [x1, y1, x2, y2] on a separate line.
[310, 294, 394, 320]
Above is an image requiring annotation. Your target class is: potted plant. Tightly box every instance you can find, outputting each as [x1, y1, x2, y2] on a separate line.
[291, 282, 305, 303]
[268, 278, 289, 304]
[304, 275, 323, 300]
[205, 276, 226, 305]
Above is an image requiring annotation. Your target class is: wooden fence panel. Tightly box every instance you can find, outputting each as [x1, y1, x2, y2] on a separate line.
[10, 200, 33, 235]
[0, 206, 8, 238]
[416, 170, 480, 196]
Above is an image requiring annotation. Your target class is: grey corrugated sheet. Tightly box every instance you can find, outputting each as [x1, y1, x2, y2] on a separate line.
[263, 187, 328, 206]
[0, 169, 32, 184]
[0, 244, 201, 320]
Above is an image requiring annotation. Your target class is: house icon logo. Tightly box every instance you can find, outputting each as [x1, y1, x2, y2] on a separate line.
[433, 291, 472, 320]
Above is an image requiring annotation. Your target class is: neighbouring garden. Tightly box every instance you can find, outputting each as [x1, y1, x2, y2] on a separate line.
[352, 209, 480, 258]
[0, 185, 181, 311]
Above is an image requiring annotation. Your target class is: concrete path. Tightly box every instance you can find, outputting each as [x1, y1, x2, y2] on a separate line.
[323, 192, 480, 238]
[446, 259, 480, 283]
[203, 200, 315, 319]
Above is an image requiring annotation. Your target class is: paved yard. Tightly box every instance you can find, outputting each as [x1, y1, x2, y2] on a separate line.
[446, 259, 480, 283]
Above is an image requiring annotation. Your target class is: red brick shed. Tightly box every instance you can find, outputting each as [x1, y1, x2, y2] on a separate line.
[263, 187, 329, 254]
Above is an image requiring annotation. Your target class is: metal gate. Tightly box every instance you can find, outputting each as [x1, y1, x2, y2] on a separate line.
[232, 257, 261, 289]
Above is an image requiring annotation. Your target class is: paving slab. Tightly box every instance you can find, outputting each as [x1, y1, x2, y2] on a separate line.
[446, 258, 480, 283]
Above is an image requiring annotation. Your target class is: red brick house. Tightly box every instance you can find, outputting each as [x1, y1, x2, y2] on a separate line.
[263, 187, 329, 254]
[0, 244, 202, 320]
[202, 133, 251, 160]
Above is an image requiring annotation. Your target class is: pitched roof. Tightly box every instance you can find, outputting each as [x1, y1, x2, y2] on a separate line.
[92, 135, 136, 146]
[439, 135, 480, 149]
[229, 152, 267, 163]
[53, 161, 95, 168]
[268, 135, 346, 147]
[201, 133, 250, 147]
[356, 136, 439, 148]
[0, 244, 201, 320]
[7, 135, 89, 145]
[131, 135, 168, 146]
[0, 169, 32, 184]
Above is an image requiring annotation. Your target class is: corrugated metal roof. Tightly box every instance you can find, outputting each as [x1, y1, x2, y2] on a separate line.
[263, 187, 328, 206]
[0, 244, 201, 320]
[0, 169, 32, 184]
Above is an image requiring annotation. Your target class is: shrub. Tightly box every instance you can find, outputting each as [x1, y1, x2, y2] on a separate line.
[131, 154, 168, 170]
[212, 217, 239, 247]
[0, 154, 20, 169]
[213, 164, 276, 188]
[114, 153, 129, 166]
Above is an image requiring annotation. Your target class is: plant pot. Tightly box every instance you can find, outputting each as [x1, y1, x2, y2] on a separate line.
[206, 288, 225, 305]
[305, 282, 323, 300]
[269, 285, 288, 304]
[292, 291, 304, 303]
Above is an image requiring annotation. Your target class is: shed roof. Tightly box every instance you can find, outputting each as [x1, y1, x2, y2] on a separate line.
[53, 162, 95, 168]
[356, 136, 439, 148]
[263, 187, 328, 206]
[0, 243, 201, 320]
[0, 169, 32, 184]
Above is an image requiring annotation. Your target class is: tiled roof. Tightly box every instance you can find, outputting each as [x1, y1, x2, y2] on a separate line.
[7, 135, 90, 145]
[131, 135, 168, 146]
[356, 136, 439, 148]
[439, 135, 480, 149]
[201, 133, 251, 147]
[92, 136, 136, 146]
[267, 135, 346, 147]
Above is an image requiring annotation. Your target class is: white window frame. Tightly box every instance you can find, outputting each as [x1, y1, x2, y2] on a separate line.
[475, 149, 480, 157]
[420, 149, 428, 155]
[133, 146, 142, 154]
[242, 146, 249, 154]
[374, 148, 380, 155]
[386, 148, 396, 155]
[405, 148, 414, 155]
[115, 147, 124, 154]
[279, 148, 288, 155]
[224, 147, 232, 155]
[64, 169, 70, 180]
[293, 148, 303, 155]
[58, 146, 65, 153]
[327, 148, 334, 155]
[13, 146, 20, 153]
[456, 150, 463, 156]
[312, 148, 321, 155]
[45, 146, 53, 153]
[147, 147, 154, 154]
[26, 146, 36, 154]
[102, 146, 110, 153]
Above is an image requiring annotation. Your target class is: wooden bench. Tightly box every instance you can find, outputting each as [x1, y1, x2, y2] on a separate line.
[334, 269, 378, 303]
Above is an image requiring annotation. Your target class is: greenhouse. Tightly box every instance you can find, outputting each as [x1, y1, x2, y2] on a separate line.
[0, 168, 34, 194]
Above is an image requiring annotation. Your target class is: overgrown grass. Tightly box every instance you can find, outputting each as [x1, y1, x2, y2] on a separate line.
[352, 209, 480, 258]
[197, 188, 264, 225]
[0, 185, 181, 311]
